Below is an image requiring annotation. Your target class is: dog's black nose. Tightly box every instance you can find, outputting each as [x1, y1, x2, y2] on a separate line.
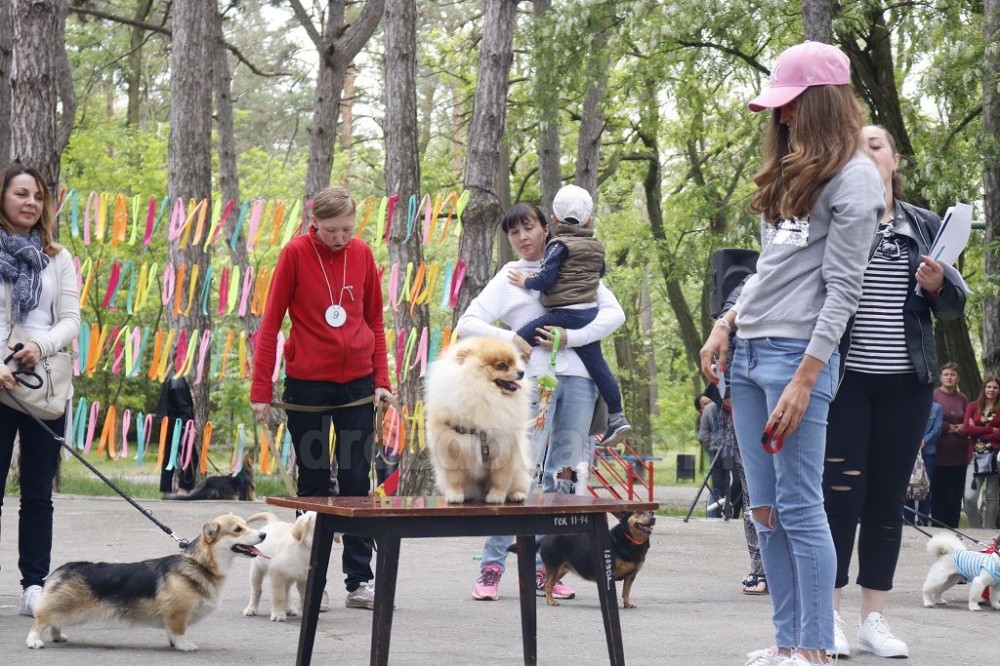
[516, 370, 524, 379]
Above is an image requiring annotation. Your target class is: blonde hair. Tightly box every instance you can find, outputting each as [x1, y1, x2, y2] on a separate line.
[0, 163, 62, 256]
[312, 186, 356, 220]
[749, 85, 865, 220]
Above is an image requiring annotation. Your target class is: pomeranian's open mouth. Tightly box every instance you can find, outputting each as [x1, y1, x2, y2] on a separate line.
[232, 543, 269, 558]
[494, 378, 520, 393]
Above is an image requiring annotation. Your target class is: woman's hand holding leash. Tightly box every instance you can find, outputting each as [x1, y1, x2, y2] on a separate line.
[250, 402, 271, 422]
[534, 326, 564, 351]
[0, 364, 16, 390]
[11, 340, 42, 368]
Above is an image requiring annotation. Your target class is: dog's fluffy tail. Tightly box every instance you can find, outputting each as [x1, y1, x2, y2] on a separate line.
[246, 511, 280, 525]
[927, 532, 966, 557]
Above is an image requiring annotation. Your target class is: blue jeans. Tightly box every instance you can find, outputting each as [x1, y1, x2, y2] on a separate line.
[516, 307, 622, 413]
[731, 337, 838, 652]
[481, 375, 599, 571]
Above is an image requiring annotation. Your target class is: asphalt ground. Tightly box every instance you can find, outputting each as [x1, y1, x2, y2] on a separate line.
[0, 487, 993, 665]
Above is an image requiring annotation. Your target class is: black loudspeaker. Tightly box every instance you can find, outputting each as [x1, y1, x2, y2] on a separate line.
[709, 248, 759, 318]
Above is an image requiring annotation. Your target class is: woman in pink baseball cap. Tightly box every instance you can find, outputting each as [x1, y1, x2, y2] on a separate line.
[701, 41, 885, 666]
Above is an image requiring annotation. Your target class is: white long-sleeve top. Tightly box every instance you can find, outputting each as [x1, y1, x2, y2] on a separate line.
[0, 248, 81, 357]
[455, 257, 625, 379]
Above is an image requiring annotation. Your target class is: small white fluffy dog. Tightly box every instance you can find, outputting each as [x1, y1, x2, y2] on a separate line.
[425, 337, 532, 504]
[243, 511, 317, 621]
[922, 533, 1000, 611]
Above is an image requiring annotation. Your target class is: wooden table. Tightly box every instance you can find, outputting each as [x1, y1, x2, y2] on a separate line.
[266, 494, 659, 666]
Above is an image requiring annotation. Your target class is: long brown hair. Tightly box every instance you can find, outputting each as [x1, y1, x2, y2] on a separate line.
[0, 163, 61, 256]
[749, 85, 865, 220]
[976, 375, 1000, 415]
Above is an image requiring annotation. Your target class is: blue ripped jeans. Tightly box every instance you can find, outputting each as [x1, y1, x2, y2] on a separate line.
[731, 337, 838, 652]
[480, 375, 599, 572]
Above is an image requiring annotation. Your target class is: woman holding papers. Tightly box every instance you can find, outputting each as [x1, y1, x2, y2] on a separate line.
[823, 125, 966, 660]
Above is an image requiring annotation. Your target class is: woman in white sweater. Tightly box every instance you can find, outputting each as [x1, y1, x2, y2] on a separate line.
[0, 163, 81, 618]
[456, 202, 624, 601]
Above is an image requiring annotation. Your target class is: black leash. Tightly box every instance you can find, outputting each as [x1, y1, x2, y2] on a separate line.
[903, 505, 990, 548]
[0, 384, 191, 549]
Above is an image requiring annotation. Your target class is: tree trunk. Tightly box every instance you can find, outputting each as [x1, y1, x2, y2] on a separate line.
[383, 0, 433, 496]
[215, 10, 238, 207]
[801, 0, 833, 44]
[290, 0, 385, 199]
[575, 17, 611, 197]
[982, 0, 1000, 377]
[0, 0, 11, 164]
[10, 0, 65, 189]
[640, 270, 658, 417]
[453, 0, 516, 320]
[338, 64, 356, 183]
[533, 0, 560, 217]
[126, 0, 154, 129]
[168, 0, 215, 448]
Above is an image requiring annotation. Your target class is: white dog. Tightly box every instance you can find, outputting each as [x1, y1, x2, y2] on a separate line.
[425, 337, 532, 504]
[243, 511, 317, 621]
[922, 533, 1000, 611]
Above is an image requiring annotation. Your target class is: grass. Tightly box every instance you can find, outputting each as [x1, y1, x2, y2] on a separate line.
[4, 452, 294, 500]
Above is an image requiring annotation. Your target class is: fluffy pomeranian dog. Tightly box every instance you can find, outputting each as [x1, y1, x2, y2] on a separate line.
[922, 533, 1000, 611]
[243, 511, 317, 621]
[26, 515, 266, 651]
[425, 337, 532, 504]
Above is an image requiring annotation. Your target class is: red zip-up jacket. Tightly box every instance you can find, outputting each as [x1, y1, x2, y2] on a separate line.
[250, 228, 390, 403]
[964, 403, 1000, 452]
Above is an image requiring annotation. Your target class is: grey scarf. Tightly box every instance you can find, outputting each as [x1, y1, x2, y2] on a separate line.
[0, 228, 50, 323]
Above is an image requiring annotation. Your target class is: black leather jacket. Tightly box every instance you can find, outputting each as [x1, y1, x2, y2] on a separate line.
[844, 200, 966, 385]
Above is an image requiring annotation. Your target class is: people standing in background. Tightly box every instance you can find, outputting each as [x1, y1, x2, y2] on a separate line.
[904, 401, 942, 525]
[156, 375, 197, 497]
[823, 124, 967, 660]
[697, 394, 726, 518]
[931, 363, 970, 529]
[961, 376, 1000, 528]
[701, 41, 884, 666]
[0, 163, 81, 617]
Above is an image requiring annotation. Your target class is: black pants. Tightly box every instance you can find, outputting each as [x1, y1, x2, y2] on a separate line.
[824, 371, 931, 591]
[930, 463, 967, 528]
[158, 418, 199, 493]
[0, 402, 64, 588]
[283, 375, 376, 592]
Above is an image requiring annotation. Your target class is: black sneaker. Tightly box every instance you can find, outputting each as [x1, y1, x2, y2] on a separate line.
[602, 416, 633, 447]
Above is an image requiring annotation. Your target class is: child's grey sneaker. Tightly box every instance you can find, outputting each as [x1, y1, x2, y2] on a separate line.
[602, 415, 633, 447]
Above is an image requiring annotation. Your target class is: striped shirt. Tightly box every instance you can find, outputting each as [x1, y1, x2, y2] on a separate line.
[953, 549, 1000, 583]
[845, 228, 915, 374]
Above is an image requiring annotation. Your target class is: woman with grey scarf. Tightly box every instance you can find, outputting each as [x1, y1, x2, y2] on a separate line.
[0, 163, 80, 618]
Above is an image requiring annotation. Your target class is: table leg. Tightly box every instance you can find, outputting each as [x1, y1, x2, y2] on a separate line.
[516, 535, 537, 666]
[590, 514, 625, 665]
[370, 535, 401, 666]
[296, 513, 337, 666]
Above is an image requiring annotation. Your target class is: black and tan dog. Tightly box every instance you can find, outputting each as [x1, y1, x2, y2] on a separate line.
[26, 515, 266, 651]
[164, 465, 255, 501]
[538, 510, 655, 609]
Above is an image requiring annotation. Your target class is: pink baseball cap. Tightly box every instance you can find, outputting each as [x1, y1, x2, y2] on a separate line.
[748, 41, 851, 112]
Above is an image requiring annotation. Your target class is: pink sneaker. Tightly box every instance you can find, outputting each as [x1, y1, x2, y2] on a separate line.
[473, 565, 502, 600]
[536, 568, 575, 599]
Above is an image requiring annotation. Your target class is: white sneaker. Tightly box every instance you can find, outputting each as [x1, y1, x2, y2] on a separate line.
[319, 588, 330, 612]
[857, 611, 908, 658]
[345, 581, 375, 610]
[745, 645, 786, 666]
[19, 585, 42, 617]
[832, 610, 851, 658]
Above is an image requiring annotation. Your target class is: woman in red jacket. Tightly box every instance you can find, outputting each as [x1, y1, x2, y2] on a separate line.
[962, 376, 1000, 529]
[250, 186, 392, 610]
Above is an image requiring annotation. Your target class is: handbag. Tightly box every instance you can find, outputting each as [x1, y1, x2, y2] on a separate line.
[906, 452, 930, 501]
[973, 445, 1000, 476]
[0, 281, 74, 421]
